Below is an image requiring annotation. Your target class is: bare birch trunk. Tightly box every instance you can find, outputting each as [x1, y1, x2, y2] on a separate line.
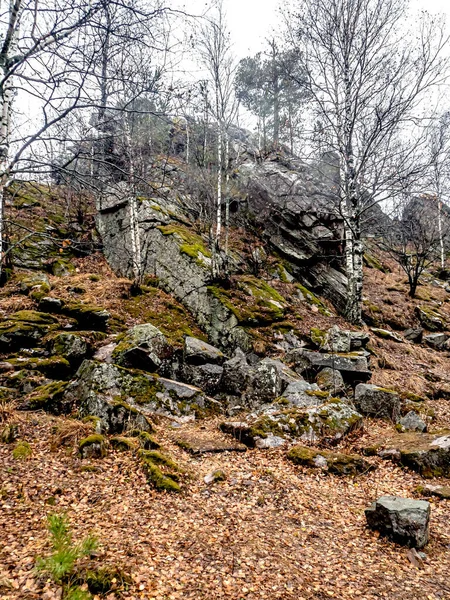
[123, 116, 141, 283]
[438, 197, 445, 269]
[216, 118, 222, 242]
[224, 133, 230, 256]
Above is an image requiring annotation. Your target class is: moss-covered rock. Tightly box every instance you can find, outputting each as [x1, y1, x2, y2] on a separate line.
[12, 440, 32, 459]
[129, 430, 160, 450]
[158, 223, 212, 265]
[0, 311, 59, 350]
[79, 434, 107, 459]
[295, 284, 333, 316]
[138, 448, 181, 492]
[17, 272, 50, 295]
[50, 258, 76, 277]
[24, 380, 69, 413]
[1, 423, 18, 444]
[8, 356, 71, 378]
[363, 253, 390, 273]
[110, 436, 138, 451]
[415, 305, 446, 332]
[62, 302, 111, 330]
[287, 445, 372, 475]
[48, 332, 89, 362]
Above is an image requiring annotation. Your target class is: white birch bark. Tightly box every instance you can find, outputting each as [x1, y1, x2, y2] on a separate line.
[123, 116, 141, 283]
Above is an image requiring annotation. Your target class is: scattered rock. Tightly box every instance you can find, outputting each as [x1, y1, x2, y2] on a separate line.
[254, 435, 287, 449]
[62, 302, 111, 330]
[244, 358, 299, 407]
[310, 326, 370, 353]
[397, 411, 427, 433]
[415, 306, 445, 332]
[280, 379, 329, 408]
[370, 328, 403, 343]
[49, 333, 89, 362]
[398, 432, 450, 478]
[403, 328, 423, 343]
[93, 342, 117, 363]
[419, 484, 450, 500]
[38, 297, 63, 313]
[79, 434, 107, 459]
[316, 367, 346, 396]
[290, 349, 371, 382]
[0, 311, 59, 350]
[51, 259, 76, 277]
[184, 336, 226, 365]
[354, 383, 400, 420]
[423, 333, 449, 349]
[365, 496, 430, 548]
[204, 469, 227, 484]
[287, 445, 372, 475]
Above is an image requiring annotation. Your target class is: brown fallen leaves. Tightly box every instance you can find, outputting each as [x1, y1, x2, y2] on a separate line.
[1, 412, 450, 600]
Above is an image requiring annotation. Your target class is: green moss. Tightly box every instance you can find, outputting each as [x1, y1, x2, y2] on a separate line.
[157, 223, 211, 262]
[138, 449, 181, 492]
[9, 310, 58, 325]
[208, 276, 287, 325]
[79, 434, 105, 450]
[363, 253, 390, 273]
[129, 430, 160, 449]
[305, 390, 329, 399]
[295, 284, 333, 316]
[310, 327, 328, 347]
[400, 391, 426, 403]
[139, 450, 179, 470]
[249, 416, 284, 440]
[88, 274, 101, 282]
[363, 301, 381, 313]
[110, 436, 137, 451]
[8, 356, 70, 378]
[12, 440, 32, 459]
[26, 380, 68, 410]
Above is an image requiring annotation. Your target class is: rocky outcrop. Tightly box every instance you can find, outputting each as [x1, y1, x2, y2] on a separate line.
[365, 496, 430, 548]
[112, 323, 174, 373]
[288, 348, 371, 383]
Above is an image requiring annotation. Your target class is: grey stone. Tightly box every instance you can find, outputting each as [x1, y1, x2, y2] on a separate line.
[64, 360, 216, 432]
[311, 326, 370, 353]
[370, 328, 403, 343]
[221, 349, 251, 396]
[365, 496, 430, 548]
[423, 333, 449, 349]
[398, 411, 427, 433]
[111, 323, 174, 373]
[38, 297, 63, 313]
[93, 342, 117, 364]
[403, 328, 423, 343]
[354, 383, 400, 420]
[292, 349, 371, 382]
[316, 367, 346, 396]
[184, 336, 226, 365]
[49, 333, 88, 362]
[281, 379, 327, 408]
[415, 306, 445, 331]
[182, 363, 223, 395]
[255, 435, 287, 449]
[19, 272, 50, 294]
[244, 358, 300, 408]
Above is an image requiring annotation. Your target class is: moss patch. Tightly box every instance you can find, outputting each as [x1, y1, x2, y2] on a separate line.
[158, 223, 211, 263]
[12, 440, 32, 459]
[138, 449, 181, 492]
[26, 380, 68, 412]
[295, 284, 333, 316]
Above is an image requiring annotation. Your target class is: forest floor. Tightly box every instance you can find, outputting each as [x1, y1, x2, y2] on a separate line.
[1, 253, 450, 599]
[1, 411, 450, 600]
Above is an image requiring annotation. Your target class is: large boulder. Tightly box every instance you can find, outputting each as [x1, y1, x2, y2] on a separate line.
[182, 363, 223, 396]
[62, 302, 110, 330]
[397, 411, 427, 433]
[397, 432, 450, 478]
[365, 496, 430, 548]
[64, 360, 217, 432]
[48, 333, 89, 362]
[354, 384, 400, 420]
[112, 323, 174, 373]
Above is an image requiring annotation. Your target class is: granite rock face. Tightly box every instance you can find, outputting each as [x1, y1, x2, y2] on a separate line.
[354, 384, 401, 421]
[365, 496, 430, 548]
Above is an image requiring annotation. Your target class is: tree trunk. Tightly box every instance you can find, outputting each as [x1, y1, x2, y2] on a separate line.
[438, 197, 445, 269]
[224, 132, 230, 256]
[123, 116, 141, 283]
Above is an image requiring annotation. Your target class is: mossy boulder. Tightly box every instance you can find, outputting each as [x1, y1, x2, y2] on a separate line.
[48, 333, 89, 362]
[50, 258, 76, 277]
[244, 358, 299, 407]
[8, 356, 70, 378]
[158, 222, 211, 266]
[62, 302, 110, 330]
[138, 448, 181, 492]
[316, 368, 346, 396]
[287, 446, 372, 475]
[397, 432, 450, 478]
[110, 436, 138, 451]
[0, 311, 59, 350]
[288, 348, 371, 382]
[222, 399, 363, 446]
[79, 434, 107, 459]
[184, 336, 226, 365]
[295, 284, 333, 316]
[64, 360, 215, 433]
[370, 328, 403, 343]
[23, 380, 69, 413]
[279, 379, 328, 408]
[111, 323, 174, 373]
[18, 272, 50, 295]
[415, 305, 446, 332]
[129, 430, 160, 450]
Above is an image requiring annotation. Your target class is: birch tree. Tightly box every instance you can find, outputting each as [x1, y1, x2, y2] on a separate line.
[287, 0, 449, 323]
[196, 0, 237, 262]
